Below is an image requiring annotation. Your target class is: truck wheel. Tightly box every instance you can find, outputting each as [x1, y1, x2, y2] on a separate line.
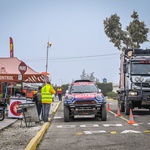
[125, 103, 130, 115]
[64, 106, 70, 122]
[120, 102, 125, 112]
[101, 104, 107, 121]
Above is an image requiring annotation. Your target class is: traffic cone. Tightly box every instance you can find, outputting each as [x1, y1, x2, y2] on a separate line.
[115, 107, 121, 116]
[128, 109, 136, 124]
[107, 103, 110, 111]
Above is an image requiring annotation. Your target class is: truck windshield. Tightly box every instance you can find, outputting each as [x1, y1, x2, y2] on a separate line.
[131, 63, 150, 74]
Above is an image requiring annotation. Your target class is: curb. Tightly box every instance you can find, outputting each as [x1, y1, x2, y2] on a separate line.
[24, 101, 61, 150]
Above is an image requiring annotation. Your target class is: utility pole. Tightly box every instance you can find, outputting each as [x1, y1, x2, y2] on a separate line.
[46, 42, 52, 73]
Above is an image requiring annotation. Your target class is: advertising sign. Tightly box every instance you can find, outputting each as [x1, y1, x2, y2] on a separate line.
[8, 99, 26, 118]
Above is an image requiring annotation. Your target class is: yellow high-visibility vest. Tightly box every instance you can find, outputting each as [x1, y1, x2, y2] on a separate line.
[41, 85, 53, 104]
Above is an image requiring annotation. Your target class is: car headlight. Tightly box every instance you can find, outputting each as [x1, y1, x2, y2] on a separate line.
[68, 95, 74, 100]
[129, 91, 137, 96]
[96, 94, 103, 100]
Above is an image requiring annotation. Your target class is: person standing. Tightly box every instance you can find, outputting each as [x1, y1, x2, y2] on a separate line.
[36, 86, 42, 120]
[32, 86, 42, 120]
[57, 87, 63, 101]
[41, 81, 56, 122]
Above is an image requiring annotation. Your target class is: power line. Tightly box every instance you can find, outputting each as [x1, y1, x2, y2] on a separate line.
[22, 53, 120, 62]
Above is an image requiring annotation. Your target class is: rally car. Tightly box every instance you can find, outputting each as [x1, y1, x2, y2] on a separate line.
[63, 80, 107, 122]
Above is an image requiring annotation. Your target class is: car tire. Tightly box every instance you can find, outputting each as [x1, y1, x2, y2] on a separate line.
[64, 106, 70, 122]
[101, 104, 107, 121]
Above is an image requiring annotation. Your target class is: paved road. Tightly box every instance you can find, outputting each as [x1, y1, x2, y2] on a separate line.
[37, 99, 150, 150]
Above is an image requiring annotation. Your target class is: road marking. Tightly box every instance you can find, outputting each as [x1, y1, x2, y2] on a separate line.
[103, 124, 122, 127]
[56, 125, 76, 128]
[121, 130, 142, 134]
[54, 117, 62, 119]
[76, 132, 83, 135]
[80, 124, 99, 127]
[110, 131, 117, 134]
[143, 130, 150, 133]
[84, 130, 106, 134]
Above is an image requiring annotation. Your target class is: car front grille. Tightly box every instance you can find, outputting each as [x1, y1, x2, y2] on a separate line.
[74, 100, 96, 105]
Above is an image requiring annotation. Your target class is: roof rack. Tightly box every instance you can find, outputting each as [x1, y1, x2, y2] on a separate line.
[125, 49, 150, 56]
[74, 79, 92, 82]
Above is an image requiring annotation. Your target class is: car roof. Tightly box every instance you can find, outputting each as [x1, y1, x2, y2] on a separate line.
[72, 79, 94, 86]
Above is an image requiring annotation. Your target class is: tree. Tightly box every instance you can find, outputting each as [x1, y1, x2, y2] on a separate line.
[96, 82, 112, 96]
[103, 11, 149, 51]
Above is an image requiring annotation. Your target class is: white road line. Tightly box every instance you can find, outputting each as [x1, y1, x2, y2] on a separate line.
[80, 124, 99, 127]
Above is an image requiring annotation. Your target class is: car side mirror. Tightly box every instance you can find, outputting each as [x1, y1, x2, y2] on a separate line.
[98, 89, 101, 93]
[65, 90, 69, 94]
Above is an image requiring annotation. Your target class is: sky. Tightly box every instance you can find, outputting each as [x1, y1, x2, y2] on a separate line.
[0, 0, 150, 86]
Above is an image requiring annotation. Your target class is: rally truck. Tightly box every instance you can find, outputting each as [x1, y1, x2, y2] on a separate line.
[117, 48, 150, 115]
[63, 80, 107, 122]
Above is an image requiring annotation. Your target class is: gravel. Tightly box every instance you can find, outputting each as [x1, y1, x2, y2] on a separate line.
[0, 120, 42, 150]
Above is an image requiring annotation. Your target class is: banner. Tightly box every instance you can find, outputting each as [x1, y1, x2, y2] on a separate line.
[10, 37, 14, 57]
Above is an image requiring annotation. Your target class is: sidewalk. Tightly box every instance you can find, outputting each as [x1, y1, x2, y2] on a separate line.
[0, 118, 17, 130]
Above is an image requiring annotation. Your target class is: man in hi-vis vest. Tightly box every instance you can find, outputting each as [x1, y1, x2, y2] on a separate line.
[41, 81, 56, 122]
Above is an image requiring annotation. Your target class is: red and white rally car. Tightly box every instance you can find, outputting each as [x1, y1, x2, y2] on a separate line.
[63, 80, 107, 122]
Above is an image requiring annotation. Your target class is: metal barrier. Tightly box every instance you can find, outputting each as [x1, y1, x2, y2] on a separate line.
[17, 103, 39, 127]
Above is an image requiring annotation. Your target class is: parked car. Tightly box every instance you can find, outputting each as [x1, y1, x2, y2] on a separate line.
[63, 79, 107, 122]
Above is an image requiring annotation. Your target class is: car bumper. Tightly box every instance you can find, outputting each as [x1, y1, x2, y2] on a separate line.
[65, 103, 106, 115]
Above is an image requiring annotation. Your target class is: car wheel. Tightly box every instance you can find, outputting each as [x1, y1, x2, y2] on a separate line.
[64, 106, 70, 122]
[101, 104, 107, 121]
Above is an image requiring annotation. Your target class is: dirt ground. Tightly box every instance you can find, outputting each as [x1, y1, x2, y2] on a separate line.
[0, 120, 42, 150]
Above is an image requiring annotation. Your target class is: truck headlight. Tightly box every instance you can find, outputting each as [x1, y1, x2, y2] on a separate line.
[140, 77, 144, 82]
[135, 77, 144, 82]
[135, 77, 140, 82]
[129, 91, 137, 96]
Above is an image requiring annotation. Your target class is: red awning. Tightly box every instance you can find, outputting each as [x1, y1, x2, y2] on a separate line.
[0, 57, 46, 83]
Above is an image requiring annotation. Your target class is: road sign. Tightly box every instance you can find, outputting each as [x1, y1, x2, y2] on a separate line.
[18, 62, 27, 74]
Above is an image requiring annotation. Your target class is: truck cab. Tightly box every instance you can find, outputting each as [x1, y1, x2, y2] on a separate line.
[118, 49, 150, 115]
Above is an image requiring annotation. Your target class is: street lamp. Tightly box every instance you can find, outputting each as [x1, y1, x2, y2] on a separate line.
[46, 42, 52, 73]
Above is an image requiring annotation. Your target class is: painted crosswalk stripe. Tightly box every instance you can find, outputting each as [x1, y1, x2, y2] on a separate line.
[84, 130, 106, 134]
[80, 124, 99, 127]
[57, 125, 76, 128]
[103, 124, 123, 127]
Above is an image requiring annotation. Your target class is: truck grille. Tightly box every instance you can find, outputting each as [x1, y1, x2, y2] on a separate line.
[134, 83, 150, 87]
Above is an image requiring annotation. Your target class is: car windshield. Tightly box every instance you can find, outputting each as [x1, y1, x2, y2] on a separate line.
[70, 85, 98, 93]
[131, 63, 150, 74]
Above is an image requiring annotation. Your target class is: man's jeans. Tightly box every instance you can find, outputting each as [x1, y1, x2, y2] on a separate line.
[42, 103, 51, 122]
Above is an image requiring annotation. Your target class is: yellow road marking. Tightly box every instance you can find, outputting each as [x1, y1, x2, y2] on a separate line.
[110, 131, 117, 134]
[143, 130, 150, 133]
[108, 110, 129, 122]
[76, 132, 83, 135]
